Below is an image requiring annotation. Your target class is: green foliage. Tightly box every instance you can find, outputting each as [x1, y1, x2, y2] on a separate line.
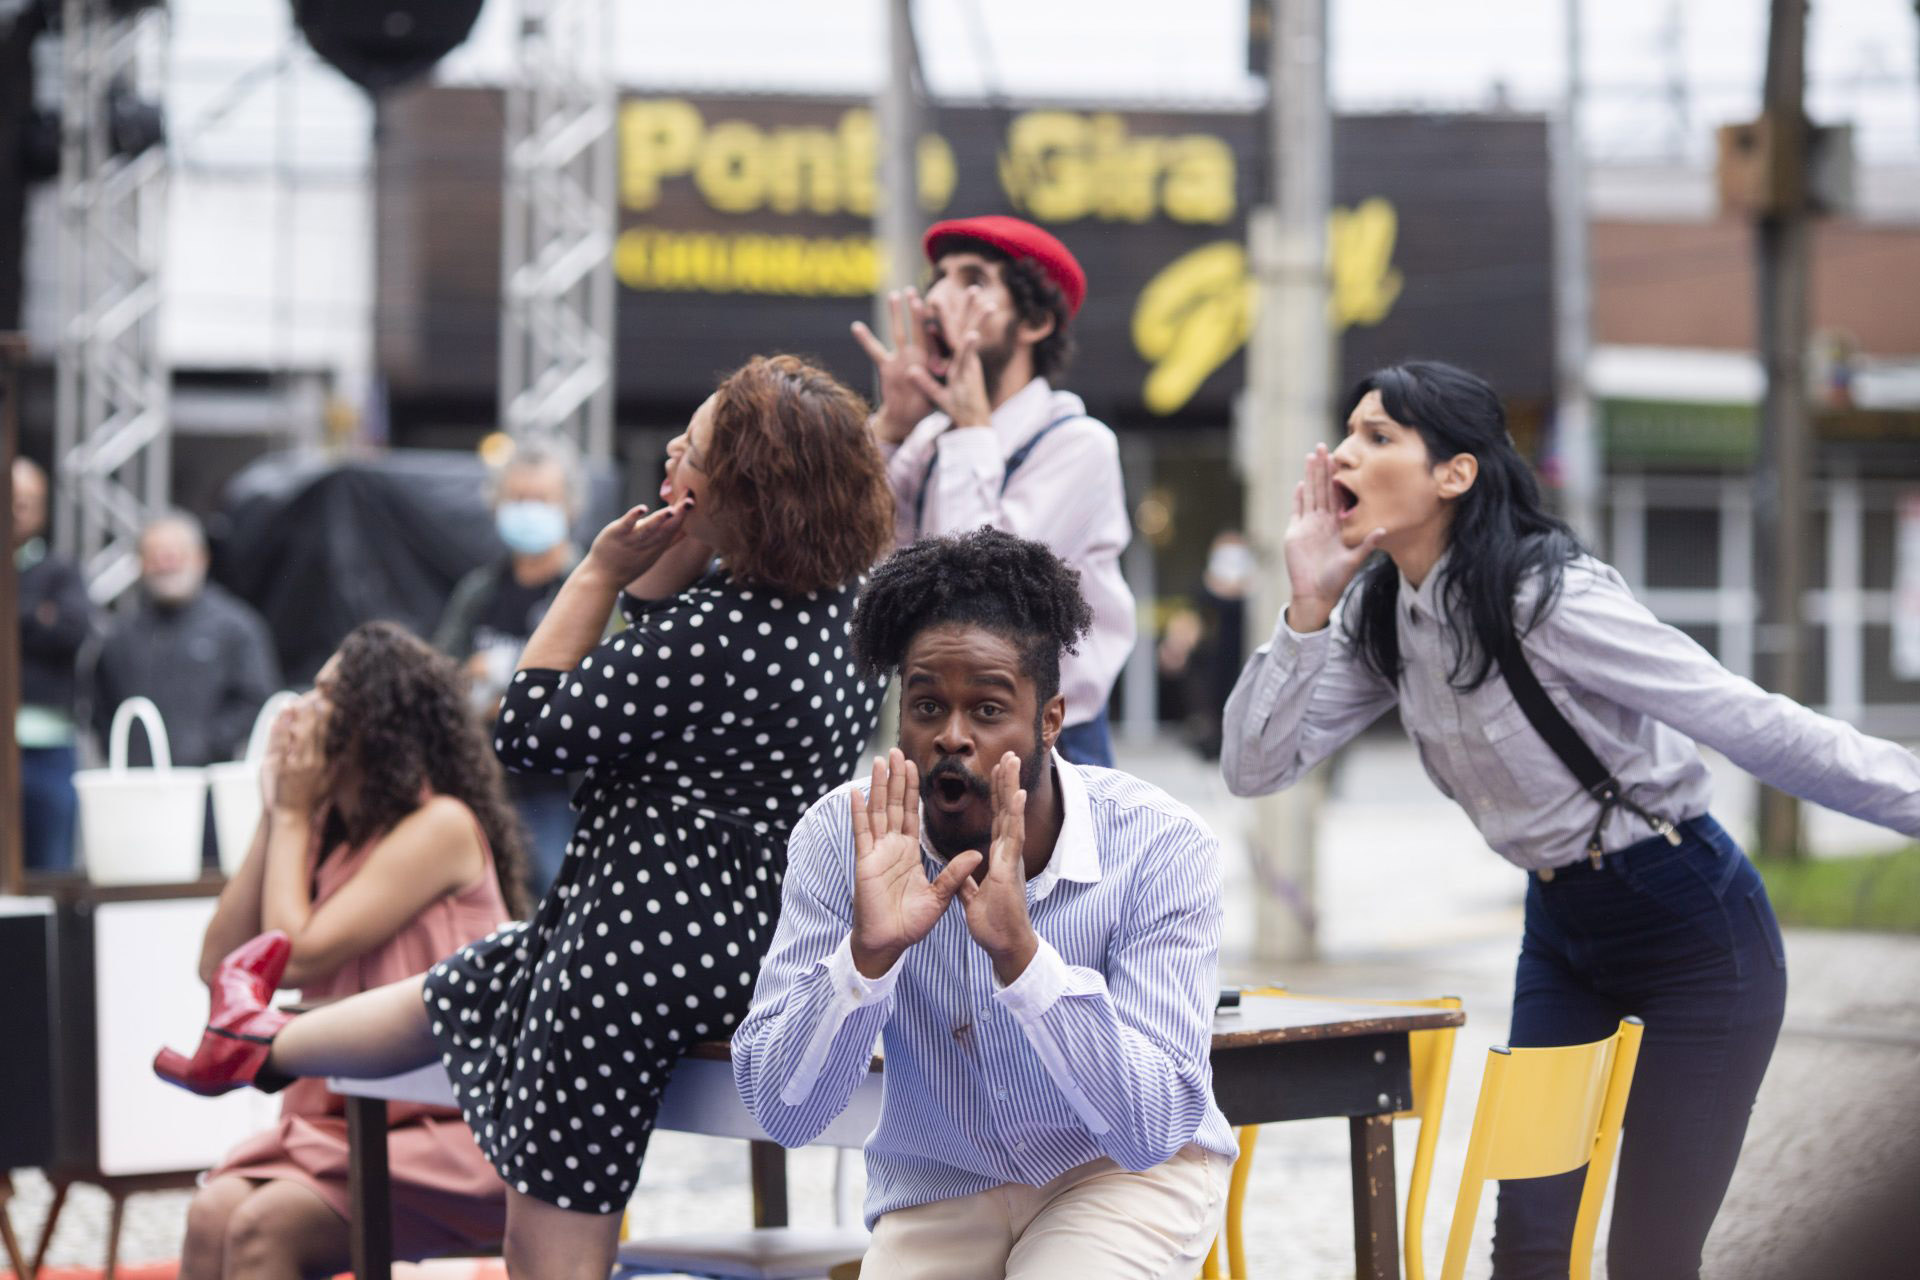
[1755, 846, 1920, 934]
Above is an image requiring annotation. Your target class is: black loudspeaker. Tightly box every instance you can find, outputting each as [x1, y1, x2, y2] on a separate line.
[291, 0, 486, 95]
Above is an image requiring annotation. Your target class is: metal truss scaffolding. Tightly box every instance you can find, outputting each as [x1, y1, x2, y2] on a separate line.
[499, 0, 616, 461]
[54, 0, 171, 604]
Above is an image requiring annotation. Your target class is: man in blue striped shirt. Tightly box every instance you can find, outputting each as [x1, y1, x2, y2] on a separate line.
[734, 529, 1237, 1279]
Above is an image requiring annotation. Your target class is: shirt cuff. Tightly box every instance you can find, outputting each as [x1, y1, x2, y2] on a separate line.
[992, 935, 1071, 1022]
[824, 934, 903, 1007]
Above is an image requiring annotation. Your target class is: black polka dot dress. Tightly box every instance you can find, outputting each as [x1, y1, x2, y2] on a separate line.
[422, 569, 880, 1214]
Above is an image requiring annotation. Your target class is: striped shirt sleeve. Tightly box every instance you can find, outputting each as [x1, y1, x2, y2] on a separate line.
[732, 790, 894, 1148]
[992, 818, 1226, 1171]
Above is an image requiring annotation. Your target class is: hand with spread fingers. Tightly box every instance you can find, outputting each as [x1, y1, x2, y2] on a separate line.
[850, 748, 984, 980]
[851, 289, 938, 444]
[957, 751, 1040, 986]
[1283, 443, 1384, 633]
[583, 497, 695, 588]
[909, 284, 996, 431]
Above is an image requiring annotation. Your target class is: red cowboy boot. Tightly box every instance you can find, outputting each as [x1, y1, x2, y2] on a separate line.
[153, 930, 296, 1096]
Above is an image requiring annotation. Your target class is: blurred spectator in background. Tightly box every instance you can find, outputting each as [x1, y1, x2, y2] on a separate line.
[13, 457, 95, 872]
[433, 433, 585, 897]
[854, 216, 1134, 767]
[1191, 530, 1254, 760]
[90, 511, 281, 770]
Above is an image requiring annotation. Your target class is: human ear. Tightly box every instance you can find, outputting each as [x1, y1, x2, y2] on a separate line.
[1436, 452, 1479, 500]
[1040, 693, 1066, 750]
[1016, 310, 1056, 347]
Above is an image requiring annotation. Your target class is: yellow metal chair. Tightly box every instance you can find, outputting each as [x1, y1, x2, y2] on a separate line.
[1438, 1016, 1645, 1280]
[1202, 990, 1462, 1280]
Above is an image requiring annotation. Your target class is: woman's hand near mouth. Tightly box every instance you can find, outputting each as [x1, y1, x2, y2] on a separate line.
[852, 289, 939, 444]
[1283, 445, 1385, 633]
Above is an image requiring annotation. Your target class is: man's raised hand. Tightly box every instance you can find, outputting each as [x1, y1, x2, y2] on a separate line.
[849, 748, 982, 980]
[957, 752, 1039, 986]
[851, 290, 936, 444]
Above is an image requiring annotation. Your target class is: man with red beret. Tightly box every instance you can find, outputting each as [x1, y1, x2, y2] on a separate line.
[853, 215, 1134, 767]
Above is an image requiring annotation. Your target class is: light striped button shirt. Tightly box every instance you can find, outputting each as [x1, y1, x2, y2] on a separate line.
[732, 753, 1238, 1227]
[1223, 552, 1920, 869]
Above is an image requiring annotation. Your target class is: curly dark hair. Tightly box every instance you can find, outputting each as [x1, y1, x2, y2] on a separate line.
[319, 621, 530, 917]
[850, 528, 1094, 708]
[929, 236, 1077, 382]
[706, 355, 895, 595]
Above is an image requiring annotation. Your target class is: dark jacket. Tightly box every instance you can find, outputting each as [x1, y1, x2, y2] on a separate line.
[16, 540, 95, 716]
[89, 583, 283, 767]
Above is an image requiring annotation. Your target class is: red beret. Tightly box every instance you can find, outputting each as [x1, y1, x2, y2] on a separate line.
[923, 216, 1087, 317]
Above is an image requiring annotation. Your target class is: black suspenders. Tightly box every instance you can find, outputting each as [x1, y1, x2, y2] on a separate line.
[1493, 636, 1682, 866]
[911, 413, 1085, 536]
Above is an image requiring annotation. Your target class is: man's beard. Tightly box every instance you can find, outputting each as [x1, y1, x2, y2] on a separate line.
[976, 329, 1018, 401]
[919, 724, 1047, 859]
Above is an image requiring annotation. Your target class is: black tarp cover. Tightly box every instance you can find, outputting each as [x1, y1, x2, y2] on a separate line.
[215, 449, 615, 686]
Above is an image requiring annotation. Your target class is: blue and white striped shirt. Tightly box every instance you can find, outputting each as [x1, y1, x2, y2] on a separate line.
[732, 754, 1239, 1227]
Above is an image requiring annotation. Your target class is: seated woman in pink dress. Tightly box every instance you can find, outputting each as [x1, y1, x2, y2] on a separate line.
[180, 621, 529, 1280]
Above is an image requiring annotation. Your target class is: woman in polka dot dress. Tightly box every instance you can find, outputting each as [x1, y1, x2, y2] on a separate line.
[157, 355, 895, 1278]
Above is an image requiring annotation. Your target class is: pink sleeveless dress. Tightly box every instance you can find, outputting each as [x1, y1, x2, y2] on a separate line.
[209, 800, 514, 1254]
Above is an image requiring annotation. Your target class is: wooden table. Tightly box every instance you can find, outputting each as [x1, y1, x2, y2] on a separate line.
[333, 994, 1462, 1280]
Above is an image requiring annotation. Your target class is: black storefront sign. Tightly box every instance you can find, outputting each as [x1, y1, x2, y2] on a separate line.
[377, 88, 1552, 428]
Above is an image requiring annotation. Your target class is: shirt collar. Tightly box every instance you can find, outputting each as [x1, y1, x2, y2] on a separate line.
[988, 376, 1056, 445]
[14, 536, 45, 571]
[917, 749, 1101, 901]
[1029, 750, 1100, 901]
[1398, 548, 1454, 622]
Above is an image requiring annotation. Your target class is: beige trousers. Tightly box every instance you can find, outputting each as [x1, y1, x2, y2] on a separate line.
[859, 1144, 1231, 1280]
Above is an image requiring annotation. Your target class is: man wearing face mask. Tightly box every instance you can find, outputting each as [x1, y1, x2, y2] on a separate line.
[90, 512, 282, 775]
[434, 433, 588, 896]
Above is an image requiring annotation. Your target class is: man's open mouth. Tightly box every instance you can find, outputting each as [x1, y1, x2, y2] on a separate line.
[923, 319, 954, 382]
[925, 765, 985, 813]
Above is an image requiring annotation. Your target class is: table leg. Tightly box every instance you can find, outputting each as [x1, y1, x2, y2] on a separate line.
[1349, 1113, 1401, 1280]
[749, 1139, 789, 1228]
[346, 1096, 392, 1280]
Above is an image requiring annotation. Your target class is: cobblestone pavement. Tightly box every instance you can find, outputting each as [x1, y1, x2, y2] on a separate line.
[8, 734, 1917, 1278]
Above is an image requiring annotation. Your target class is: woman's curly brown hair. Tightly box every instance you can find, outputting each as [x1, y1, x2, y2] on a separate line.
[706, 354, 895, 595]
[319, 621, 530, 917]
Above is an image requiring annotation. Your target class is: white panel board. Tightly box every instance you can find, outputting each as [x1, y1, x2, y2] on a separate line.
[94, 899, 284, 1175]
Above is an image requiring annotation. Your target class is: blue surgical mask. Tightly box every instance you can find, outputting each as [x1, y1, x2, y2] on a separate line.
[496, 501, 568, 555]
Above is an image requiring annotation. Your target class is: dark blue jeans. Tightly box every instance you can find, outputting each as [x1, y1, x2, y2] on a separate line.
[21, 744, 79, 873]
[1055, 709, 1115, 768]
[515, 782, 578, 901]
[1491, 815, 1787, 1280]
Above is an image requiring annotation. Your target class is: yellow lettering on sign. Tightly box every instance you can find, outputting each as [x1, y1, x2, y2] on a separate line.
[999, 110, 1236, 226]
[1001, 113, 1094, 222]
[1131, 241, 1256, 416]
[613, 227, 881, 296]
[1129, 198, 1402, 414]
[619, 100, 705, 210]
[1328, 197, 1403, 331]
[618, 98, 954, 217]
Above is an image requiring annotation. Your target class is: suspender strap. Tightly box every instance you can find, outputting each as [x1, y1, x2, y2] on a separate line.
[912, 413, 1085, 536]
[1493, 636, 1681, 863]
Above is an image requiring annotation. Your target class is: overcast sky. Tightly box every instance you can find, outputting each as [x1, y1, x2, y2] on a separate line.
[166, 1, 1920, 170]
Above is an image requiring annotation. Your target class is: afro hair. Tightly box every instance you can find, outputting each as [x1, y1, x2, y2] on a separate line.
[850, 527, 1094, 708]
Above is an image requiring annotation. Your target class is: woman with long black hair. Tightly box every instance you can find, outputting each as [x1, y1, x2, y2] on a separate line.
[1221, 360, 1920, 1278]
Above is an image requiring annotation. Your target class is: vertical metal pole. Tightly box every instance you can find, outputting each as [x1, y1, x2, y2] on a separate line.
[1754, 0, 1811, 858]
[498, 0, 615, 460]
[1243, 0, 1332, 962]
[1553, 0, 1601, 547]
[876, 0, 923, 320]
